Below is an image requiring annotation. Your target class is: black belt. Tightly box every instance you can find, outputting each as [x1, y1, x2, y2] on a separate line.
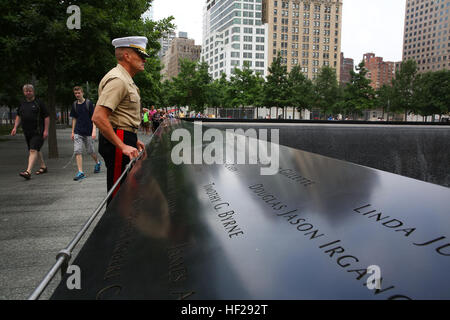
[113, 126, 138, 134]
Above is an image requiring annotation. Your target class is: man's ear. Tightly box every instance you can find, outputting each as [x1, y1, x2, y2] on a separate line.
[123, 49, 132, 61]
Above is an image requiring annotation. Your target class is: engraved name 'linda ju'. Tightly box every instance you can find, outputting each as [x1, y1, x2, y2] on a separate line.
[354, 204, 450, 257]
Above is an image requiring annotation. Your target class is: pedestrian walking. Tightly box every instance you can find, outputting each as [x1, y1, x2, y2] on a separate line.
[10, 84, 49, 180]
[70, 86, 101, 181]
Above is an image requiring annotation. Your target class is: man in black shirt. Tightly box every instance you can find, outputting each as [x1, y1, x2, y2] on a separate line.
[11, 84, 50, 180]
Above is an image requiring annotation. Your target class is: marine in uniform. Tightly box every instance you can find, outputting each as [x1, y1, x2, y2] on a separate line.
[92, 36, 149, 203]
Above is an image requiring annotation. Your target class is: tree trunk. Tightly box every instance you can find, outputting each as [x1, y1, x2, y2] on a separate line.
[47, 55, 59, 158]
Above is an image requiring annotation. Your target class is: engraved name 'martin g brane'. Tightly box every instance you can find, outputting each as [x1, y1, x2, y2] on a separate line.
[204, 183, 245, 239]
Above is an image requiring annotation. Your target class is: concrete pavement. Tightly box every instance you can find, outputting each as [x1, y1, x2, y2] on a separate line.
[0, 128, 152, 300]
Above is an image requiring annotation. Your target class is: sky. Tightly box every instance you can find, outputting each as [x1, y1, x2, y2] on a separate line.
[151, 0, 406, 64]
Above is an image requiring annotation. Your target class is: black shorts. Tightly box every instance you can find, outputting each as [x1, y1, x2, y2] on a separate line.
[98, 129, 137, 204]
[24, 131, 44, 151]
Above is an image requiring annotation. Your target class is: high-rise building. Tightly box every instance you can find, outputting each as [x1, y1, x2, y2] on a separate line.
[201, 0, 268, 80]
[161, 37, 202, 79]
[402, 0, 450, 72]
[178, 31, 188, 39]
[262, 0, 343, 80]
[158, 31, 176, 60]
[340, 52, 353, 85]
[363, 53, 396, 90]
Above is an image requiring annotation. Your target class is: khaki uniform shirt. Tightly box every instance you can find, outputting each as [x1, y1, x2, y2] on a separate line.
[97, 64, 141, 133]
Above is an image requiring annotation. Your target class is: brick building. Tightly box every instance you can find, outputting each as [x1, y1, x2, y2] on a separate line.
[363, 53, 396, 90]
[161, 35, 202, 79]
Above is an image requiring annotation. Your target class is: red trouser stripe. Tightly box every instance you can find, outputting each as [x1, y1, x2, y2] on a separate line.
[112, 129, 124, 198]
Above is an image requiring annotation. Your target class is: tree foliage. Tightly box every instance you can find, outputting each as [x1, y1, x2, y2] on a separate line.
[313, 66, 339, 117]
[288, 66, 314, 116]
[337, 61, 375, 117]
[228, 64, 264, 108]
[0, 0, 173, 157]
[413, 70, 450, 120]
[169, 59, 212, 113]
[391, 60, 418, 119]
[263, 54, 289, 111]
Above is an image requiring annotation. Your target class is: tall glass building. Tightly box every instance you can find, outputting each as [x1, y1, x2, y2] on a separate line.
[403, 0, 450, 72]
[202, 0, 269, 79]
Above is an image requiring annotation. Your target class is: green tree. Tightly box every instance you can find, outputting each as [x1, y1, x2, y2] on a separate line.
[227, 64, 264, 118]
[339, 61, 376, 119]
[263, 54, 289, 118]
[288, 66, 314, 119]
[391, 59, 417, 121]
[414, 70, 450, 121]
[172, 59, 211, 113]
[206, 73, 230, 117]
[375, 84, 394, 120]
[0, 0, 173, 157]
[192, 61, 212, 112]
[313, 66, 339, 118]
[229, 63, 262, 107]
[159, 79, 174, 109]
[171, 59, 196, 109]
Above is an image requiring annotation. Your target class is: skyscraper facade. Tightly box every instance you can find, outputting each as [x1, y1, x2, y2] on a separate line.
[201, 0, 268, 80]
[403, 0, 450, 72]
[262, 0, 343, 80]
[158, 31, 176, 60]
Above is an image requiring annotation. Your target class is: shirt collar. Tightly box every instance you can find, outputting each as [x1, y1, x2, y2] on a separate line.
[116, 63, 135, 85]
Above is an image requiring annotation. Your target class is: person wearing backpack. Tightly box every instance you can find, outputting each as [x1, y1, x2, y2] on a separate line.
[70, 86, 101, 181]
[11, 84, 49, 180]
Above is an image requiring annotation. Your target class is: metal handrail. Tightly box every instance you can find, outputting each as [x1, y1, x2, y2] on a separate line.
[27, 130, 156, 300]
